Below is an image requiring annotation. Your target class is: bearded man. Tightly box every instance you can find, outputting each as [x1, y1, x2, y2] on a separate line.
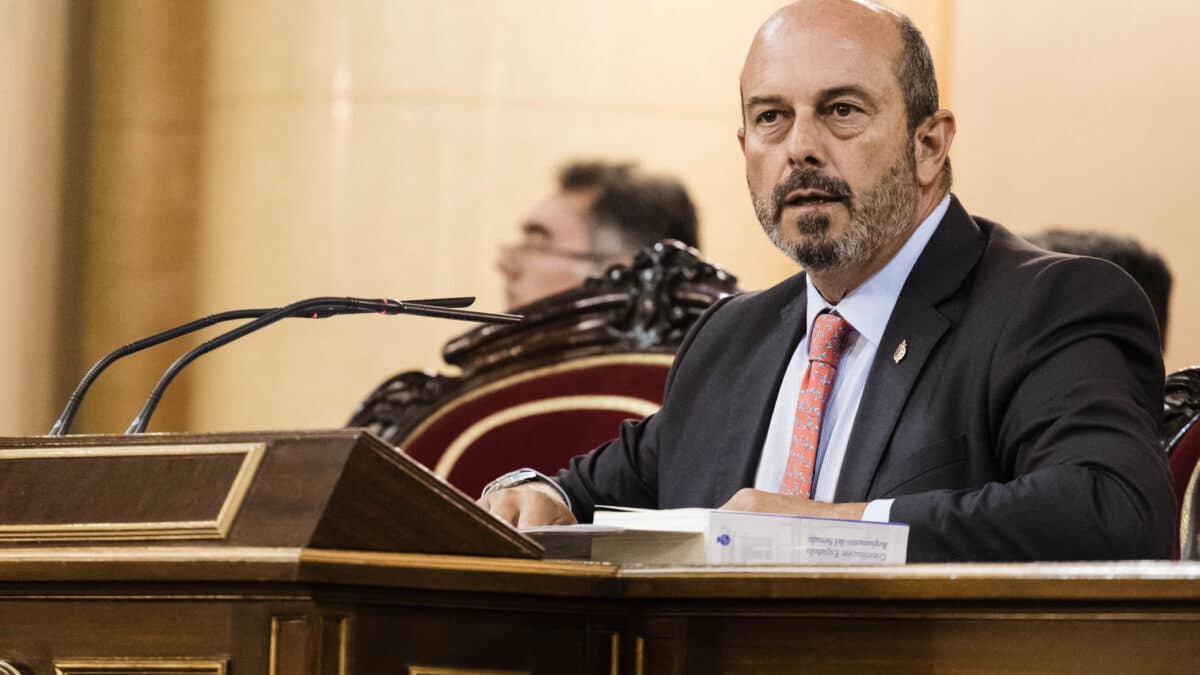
[479, 0, 1175, 562]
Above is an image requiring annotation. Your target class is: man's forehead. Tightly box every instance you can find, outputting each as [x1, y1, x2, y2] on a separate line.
[522, 191, 593, 241]
[758, 0, 900, 38]
[741, 0, 902, 92]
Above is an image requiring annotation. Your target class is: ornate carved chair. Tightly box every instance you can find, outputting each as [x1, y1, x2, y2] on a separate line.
[1164, 368, 1200, 510]
[1181, 462, 1200, 560]
[1165, 367, 1200, 558]
[347, 241, 739, 498]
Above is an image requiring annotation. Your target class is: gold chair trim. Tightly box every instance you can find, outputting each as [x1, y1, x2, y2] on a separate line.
[400, 352, 673, 451]
[434, 395, 661, 480]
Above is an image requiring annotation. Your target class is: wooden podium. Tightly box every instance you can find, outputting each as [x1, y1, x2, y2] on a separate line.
[4, 431, 1200, 674]
[0, 430, 536, 558]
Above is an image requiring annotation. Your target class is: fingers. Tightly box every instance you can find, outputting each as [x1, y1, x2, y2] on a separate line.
[477, 483, 575, 528]
[479, 492, 521, 527]
[514, 491, 576, 528]
[719, 487, 759, 512]
[720, 488, 810, 515]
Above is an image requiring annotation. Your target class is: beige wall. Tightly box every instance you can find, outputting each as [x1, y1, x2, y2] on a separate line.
[5, 0, 1194, 435]
[74, 0, 206, 434]
[189, 0, 951, 432]
[0, 1, 67, 435]
[949, 0, 1197, 372]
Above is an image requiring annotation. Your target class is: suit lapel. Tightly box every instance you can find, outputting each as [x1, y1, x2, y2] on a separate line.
[834, 196, 987, 502]
[712, 275, 809, 504]
[833, 296, 949, 501]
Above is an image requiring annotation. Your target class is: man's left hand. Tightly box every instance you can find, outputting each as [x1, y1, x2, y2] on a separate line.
[720, 488, 867, 521]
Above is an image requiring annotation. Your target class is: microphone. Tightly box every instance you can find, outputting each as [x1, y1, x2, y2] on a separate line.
[49, 296, 491, 436]
[124, 296, 521, 434]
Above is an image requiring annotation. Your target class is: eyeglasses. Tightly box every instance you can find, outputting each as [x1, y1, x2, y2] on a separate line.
[499, 240, 612, 264]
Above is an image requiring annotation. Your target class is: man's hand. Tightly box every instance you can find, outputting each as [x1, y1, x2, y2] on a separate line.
[478, 482, 577, 528]
[720, 488, 867, 521]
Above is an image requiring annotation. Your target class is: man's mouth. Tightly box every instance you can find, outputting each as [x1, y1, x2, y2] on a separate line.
[783, 189, 845, 208]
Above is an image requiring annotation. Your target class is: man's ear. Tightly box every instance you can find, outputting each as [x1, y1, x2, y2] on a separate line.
[737, 127, 747, 155]
[914, 110, 956, 188]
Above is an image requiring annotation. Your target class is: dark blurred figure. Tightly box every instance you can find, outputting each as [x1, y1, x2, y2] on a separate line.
[497, 160, 700, 308]
[1029, 229, 1172, 350]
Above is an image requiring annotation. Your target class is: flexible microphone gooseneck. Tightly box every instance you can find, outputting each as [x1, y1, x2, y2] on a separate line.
[49, 296, 483, 436]
[124, 296, 521, 434]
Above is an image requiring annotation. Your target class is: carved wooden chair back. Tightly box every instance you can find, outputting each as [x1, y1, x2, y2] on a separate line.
[348, 241, 738, 498]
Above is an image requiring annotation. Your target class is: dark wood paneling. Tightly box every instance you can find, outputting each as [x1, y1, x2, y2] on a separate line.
[0, 599, 235, 673]
[658, 612, 1200, 674]
[3, 556, 1200, 674]
[0, 453, 243, 525]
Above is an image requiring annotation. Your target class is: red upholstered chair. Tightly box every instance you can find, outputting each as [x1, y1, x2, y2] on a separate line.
[1180, 461, 1200, 560]
[1163, 366, 1200, 558]
[1164, 368, 1200, 516]
[348, 241, 738, 498]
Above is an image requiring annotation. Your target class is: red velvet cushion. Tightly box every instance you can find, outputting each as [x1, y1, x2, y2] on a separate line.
[401, 356, 672, 498]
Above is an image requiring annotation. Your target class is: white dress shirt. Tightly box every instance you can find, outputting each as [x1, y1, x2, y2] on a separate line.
[754, 195, 952, 522]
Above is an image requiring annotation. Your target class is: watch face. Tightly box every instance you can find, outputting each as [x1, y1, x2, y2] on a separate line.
[484, 469, 540, 496]
[506, 469, 538, 487]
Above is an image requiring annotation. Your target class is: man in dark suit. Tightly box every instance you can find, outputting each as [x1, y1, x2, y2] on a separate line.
[479, 0, 1175, 561]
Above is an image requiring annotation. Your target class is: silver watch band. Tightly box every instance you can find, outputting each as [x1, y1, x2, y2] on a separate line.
[480, 467, 572, 510]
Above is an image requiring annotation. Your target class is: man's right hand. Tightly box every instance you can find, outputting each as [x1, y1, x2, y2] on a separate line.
[478, 482, 577, 528]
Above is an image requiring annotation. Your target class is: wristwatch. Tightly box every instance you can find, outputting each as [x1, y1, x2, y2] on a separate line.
[481, 468, 544, 496]
[480, 467, 572, 509]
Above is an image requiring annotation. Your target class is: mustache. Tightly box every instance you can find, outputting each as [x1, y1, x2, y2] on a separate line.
[772, 168, 853, 211]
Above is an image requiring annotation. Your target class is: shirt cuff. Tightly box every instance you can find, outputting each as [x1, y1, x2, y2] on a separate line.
[861, 498, 894, 523]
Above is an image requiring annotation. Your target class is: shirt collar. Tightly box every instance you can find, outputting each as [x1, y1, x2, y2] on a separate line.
[804, 193, 951, 346]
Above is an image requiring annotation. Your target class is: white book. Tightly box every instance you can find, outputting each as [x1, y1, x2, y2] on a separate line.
[523, 506, 908, 565]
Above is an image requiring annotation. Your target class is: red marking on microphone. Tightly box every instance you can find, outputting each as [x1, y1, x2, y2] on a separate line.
[380, 297, 388, 314]
[311, 312, 318, 319]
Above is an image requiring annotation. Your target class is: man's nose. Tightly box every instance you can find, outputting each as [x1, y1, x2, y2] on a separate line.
[785, 116, 826, 168]
[496, 245, 520, 278]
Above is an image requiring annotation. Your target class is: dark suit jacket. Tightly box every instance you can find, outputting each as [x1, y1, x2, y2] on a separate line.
[557, 196, 1176, 562]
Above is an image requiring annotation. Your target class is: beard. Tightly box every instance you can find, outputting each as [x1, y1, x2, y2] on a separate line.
[751, 145, 919, 272]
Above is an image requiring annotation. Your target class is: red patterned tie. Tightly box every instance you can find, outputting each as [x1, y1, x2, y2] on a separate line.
[780, 312, 852, 497]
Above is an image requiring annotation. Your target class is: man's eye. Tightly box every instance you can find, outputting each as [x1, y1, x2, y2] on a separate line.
[757, 110, 779, 124]
[831, 103, 858, 117]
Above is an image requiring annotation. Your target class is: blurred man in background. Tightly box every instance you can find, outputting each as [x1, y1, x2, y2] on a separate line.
[497, 160, 700, 308]
[1028, 228, 1172, 351]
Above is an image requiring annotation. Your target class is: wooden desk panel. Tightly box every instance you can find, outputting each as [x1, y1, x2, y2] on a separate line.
[3, 550, 1200, 674]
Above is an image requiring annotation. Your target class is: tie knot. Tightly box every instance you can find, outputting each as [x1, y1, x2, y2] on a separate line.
[808, 312, 851, 366]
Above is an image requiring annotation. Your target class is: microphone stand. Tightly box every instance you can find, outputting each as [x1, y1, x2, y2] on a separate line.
[49, 296, 484, 436]
[124, 296, 520, 434]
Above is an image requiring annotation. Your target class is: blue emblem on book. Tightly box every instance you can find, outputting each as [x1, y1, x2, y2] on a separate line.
[716, 534, 731, 546]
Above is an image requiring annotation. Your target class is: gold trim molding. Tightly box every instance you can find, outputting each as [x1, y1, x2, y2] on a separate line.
[54, 659, 227, 675]
[408, 662, 530, 667]
[0, 443, 265, 543]
[609, 632, 620, 675]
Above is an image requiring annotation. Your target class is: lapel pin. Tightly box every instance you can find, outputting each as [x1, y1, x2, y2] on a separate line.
[893, 339, 908, 364]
